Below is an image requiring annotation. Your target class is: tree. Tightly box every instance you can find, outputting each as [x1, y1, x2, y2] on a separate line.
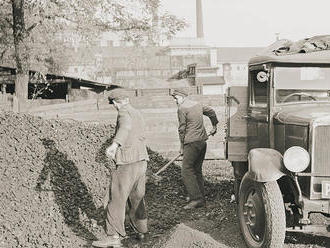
[0, 0, 186, 104]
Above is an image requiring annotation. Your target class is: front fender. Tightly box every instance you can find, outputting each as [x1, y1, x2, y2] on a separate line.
[246, 148, 286, 182]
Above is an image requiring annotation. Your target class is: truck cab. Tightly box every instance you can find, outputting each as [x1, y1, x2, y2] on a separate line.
[226, 49, 330, 248]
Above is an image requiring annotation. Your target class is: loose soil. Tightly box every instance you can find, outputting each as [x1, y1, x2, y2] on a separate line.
[0, 111, 329, 248]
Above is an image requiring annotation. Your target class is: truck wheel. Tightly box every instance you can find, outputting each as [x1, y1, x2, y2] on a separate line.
[238, 174, 285, 248]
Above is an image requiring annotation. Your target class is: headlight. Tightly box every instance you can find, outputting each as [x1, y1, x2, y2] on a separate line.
[283, 146, 310, 173]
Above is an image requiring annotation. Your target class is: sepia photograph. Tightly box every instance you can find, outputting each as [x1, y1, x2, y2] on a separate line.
[1, 0, 330, 247]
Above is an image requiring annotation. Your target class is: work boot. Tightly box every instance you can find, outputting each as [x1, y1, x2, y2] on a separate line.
[91, 235, 122, 248]
[183, 199, 205, 210]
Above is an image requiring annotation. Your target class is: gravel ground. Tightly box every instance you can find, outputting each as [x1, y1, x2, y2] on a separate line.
[0, 111, 115, 247]
[0, 111, 329, 248]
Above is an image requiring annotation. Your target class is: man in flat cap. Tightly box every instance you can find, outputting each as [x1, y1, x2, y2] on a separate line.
[171, 88, 218, 209]
[92, 88, 149, 248]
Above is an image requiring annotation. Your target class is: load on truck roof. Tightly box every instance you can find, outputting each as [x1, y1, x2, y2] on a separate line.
[249, 35, 330, 65]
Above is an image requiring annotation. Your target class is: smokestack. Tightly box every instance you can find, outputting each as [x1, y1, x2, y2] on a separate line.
[196, 0, 204, 38]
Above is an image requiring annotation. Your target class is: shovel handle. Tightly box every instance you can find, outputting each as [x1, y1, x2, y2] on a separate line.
[154, 153, 182, 176]
[153, 134, 213, 176]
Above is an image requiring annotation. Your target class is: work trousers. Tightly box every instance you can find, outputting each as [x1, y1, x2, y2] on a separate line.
[106, 160, 148, 237]
[182, 140, 207, 201]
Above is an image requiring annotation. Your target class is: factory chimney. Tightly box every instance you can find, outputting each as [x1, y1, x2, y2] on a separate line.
[196, 0, 204, 38]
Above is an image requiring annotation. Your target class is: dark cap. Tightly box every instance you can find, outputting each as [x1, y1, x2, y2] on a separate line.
[170, 88, 188, 97]
[107, 88, 129, 104]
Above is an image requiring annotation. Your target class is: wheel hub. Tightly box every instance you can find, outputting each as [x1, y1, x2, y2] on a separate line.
[243, 189, 265, 242]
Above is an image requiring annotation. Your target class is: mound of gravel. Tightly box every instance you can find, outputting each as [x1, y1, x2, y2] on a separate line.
[0, 111, 235, 248]
[0, 111, 119, 247]
[159, 224, 228, 248]
[0, 111, 179, 248]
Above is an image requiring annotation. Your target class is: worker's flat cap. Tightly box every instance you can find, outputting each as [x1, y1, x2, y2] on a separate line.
[107, 88, 129, 103]
[171, 88, 188, 97]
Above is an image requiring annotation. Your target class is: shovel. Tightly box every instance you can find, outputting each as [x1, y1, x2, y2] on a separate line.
[149, 133, 213, 185]
[149, 152, 182, 184]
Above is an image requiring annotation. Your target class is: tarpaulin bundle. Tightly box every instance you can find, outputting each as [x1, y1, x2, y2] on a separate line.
[262, 35, 330, 56]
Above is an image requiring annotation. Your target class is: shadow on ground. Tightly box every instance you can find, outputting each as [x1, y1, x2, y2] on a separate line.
[36, 138, 104, 243]
[286, 232, 330, 247]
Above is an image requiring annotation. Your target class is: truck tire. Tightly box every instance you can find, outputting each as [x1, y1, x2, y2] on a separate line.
[238, 174, 286, 248]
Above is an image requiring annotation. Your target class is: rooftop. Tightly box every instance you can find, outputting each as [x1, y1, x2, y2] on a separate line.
[0, 65, 110, 90]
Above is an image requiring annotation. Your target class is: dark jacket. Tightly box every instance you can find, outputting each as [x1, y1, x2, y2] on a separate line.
[113, 104, 149, 165]
[177, 99, 218, 145]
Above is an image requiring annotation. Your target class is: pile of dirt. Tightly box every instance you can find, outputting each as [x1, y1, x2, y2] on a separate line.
[157, 223, 228, 248]
[0, 111, 235, 248]
[0, 111, 118, 247]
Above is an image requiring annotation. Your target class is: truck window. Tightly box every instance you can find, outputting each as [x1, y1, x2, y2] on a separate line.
[250, 70, 268, 107]
[274, 67, 330, 104]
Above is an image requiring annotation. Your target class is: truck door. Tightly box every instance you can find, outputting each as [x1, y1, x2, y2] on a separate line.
[247, 68, 269, 151]
[225, 86, 248, 162]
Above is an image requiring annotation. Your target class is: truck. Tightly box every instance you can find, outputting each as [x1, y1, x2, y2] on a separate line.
[225, 41, 330, 248]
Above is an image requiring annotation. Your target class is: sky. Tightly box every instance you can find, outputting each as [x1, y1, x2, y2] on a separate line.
[161, 0, 330, 47]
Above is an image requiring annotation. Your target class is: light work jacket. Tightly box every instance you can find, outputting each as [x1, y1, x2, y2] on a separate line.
[113, 104, 149, 165]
